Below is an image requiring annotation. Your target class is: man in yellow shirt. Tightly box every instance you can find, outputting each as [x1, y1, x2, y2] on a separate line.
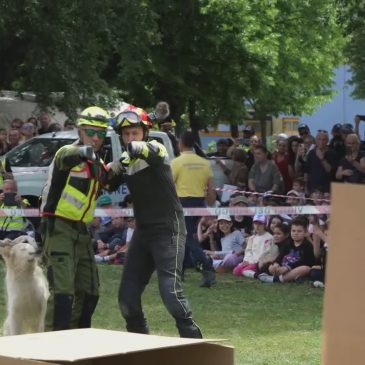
[171, 131, 216, 287]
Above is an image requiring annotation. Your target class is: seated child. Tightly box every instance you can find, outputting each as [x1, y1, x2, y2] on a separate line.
[204, 214, 245, 272]
[233, 213, 274, 278]
[258, 217, 315, 283]
[94, 216, 127, 264]
[309, 220, 329, 288]
[258, 222, 291, 274]
[197, 216, 219, 251]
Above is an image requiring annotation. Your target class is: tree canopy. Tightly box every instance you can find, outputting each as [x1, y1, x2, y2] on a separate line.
[340, 0, 365, 99]
[0, 0, 346, 131]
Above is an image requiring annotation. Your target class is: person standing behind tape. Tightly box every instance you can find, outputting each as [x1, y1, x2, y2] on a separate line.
[40, 106, 110, 331]
[0, 179, 31, 239]
[171, 131, 217, 288]
[149, 101, 180, 157]
[0, 157, 13, 188]
[108, 106, 202, 338]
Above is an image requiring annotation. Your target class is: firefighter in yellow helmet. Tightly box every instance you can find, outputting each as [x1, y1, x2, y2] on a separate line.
[41, 106, 110, 331]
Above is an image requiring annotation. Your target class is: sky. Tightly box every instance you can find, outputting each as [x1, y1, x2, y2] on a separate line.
[300, 65, 365, 139]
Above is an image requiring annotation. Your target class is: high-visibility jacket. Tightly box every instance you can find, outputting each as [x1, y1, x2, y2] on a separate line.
[0, 158, 11, 188]
[0, 202, 27, 231]
[41, 143, 107, 224]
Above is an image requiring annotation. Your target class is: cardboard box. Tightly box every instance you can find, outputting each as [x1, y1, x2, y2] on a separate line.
[0, 328, 234, 365]
[322, 183, 365, 365]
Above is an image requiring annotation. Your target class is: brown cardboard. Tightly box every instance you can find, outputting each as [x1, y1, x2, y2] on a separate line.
[0, 328, 233, 365]
[322, 183, 365, 365]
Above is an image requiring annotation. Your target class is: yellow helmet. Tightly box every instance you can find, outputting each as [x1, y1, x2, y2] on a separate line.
[77, 106, 109, 128]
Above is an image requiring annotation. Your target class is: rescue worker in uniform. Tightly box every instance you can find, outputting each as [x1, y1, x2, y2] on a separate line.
[0, 157, 13, 189]
[0, 179, 31, 239]
[41, 106, 109, 331]
[108, 105, 202, 338]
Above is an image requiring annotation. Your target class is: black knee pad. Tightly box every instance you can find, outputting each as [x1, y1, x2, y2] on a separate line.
[54, 293, 74, 331]
[78, 294, 99, 328]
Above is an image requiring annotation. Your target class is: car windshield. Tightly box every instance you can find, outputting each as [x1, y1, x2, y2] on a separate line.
[7, 138, 76, 167]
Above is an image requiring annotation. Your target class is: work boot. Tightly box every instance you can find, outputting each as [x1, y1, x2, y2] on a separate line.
[199, 270, 216, 288]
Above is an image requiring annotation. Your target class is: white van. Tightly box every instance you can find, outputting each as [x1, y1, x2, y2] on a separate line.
[3, 128, 176, 206]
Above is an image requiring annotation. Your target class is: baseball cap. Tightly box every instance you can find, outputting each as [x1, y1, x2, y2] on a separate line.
[331, 123, 342, 133]
[286, 190, 300, 197]
[298, 122, 308, 130]
[253, 213, 266, 224]
[101, 216, 112, 225]
[341, 123, 354, 134]
[243, 125, 254, 133]
[217, 214, 232, 222]
[97, 195, 112, 206]
[231, 195, 249, 206]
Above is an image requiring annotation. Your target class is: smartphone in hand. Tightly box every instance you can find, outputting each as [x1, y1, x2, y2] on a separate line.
[4, 192, 17, 206]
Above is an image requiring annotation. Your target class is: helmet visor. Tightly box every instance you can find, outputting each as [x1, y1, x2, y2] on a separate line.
[116, 111, 143, 128]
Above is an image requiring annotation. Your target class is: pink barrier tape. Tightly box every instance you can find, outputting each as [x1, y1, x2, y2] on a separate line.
[0, 206, 330, 217]
[178, 205, 330, 217]
[0, 208, 41, 217]
[215, 187, 331, 204]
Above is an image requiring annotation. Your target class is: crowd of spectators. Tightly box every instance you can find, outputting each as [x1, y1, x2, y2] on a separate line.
[0, 113, 75, 156]
[2, 110, 365, 290]
[183, 117, 364, 289]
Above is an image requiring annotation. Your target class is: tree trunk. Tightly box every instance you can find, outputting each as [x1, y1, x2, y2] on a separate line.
[259, 117, 267, 147]
[230, 124, 238, 138]
[188, 99, 201, 146]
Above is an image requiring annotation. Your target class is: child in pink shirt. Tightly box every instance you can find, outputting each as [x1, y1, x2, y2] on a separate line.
[233, 213, 274, 278]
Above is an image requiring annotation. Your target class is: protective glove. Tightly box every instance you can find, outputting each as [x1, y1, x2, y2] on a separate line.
[107, 152, 129, 175]
[127, 141, 146, 158]
[108, 160, 126, 175]
[79, 145, 96, 161]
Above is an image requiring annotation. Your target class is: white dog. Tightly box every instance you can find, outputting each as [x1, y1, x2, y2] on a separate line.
[0, 235, 49, 335]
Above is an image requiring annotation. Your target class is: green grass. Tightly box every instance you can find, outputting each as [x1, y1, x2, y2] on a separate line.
[0, 263, 324, 365]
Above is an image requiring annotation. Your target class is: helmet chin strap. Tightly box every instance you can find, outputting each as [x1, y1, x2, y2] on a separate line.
[77, 129, 84, 146]
[143, 129, 149, 141]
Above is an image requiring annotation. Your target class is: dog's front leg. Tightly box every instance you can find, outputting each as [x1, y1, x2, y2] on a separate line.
[37, 303, 47, 333]
[3, 314, 22, 336]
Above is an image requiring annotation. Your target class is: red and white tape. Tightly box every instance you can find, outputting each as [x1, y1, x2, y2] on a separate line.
[0, 205, 330, 218]
[214, 187, 331, 203]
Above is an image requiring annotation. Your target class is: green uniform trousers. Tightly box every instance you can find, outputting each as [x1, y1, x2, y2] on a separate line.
[42, 217, 99, 331]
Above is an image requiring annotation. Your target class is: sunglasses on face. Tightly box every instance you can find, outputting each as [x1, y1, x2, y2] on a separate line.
[82, 128, 107, 138]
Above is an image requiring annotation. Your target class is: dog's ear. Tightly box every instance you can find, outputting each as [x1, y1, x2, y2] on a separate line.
[0, 244, 13, 258]
[0, 238, 13, 247]
[0, 238, 18, 258]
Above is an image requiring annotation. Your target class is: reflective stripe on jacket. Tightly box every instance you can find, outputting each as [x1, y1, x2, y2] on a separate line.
[0, 203, 26, 231]
[53, 162, 99, 224]
[41, 143, 105, 224]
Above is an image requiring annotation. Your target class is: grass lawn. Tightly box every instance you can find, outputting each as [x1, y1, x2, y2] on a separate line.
[0, 263, 324, 365]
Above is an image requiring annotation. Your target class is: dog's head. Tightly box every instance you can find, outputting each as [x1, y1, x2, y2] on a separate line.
[0, 235, 42, 271]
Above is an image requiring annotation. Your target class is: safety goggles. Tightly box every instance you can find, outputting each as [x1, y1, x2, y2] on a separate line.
[116, 111, 142, 128]
[82, 128, 107, 138]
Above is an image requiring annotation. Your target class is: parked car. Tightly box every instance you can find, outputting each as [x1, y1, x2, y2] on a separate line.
[2, 128, 176, 207]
